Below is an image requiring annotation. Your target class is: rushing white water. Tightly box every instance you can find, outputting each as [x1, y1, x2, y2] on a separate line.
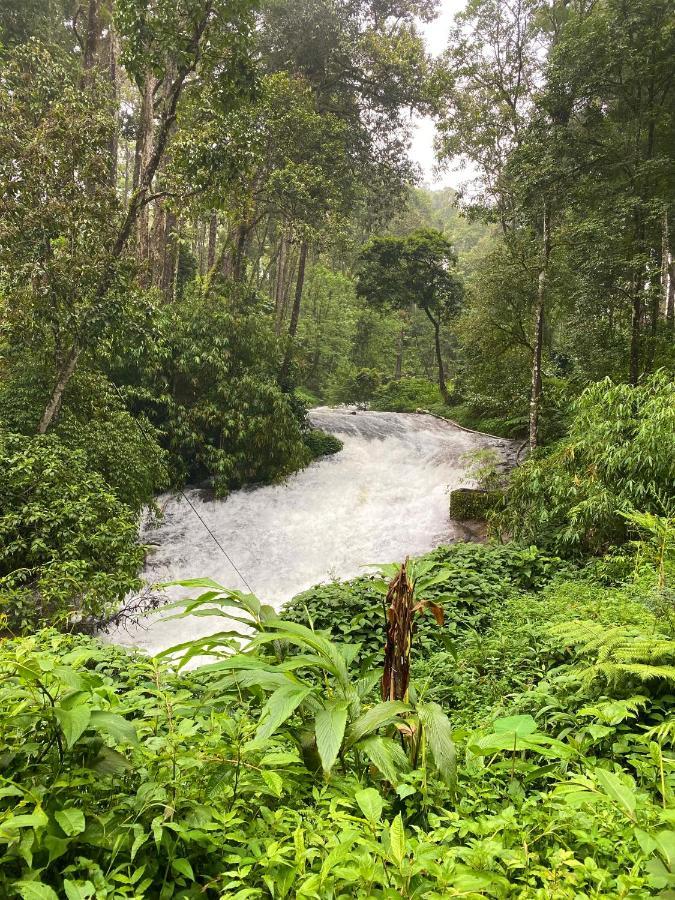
[110, 408, 515, 655]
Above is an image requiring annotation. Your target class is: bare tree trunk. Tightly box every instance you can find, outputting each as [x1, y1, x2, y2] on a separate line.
[107, 25, 120, 188]
[37, 348, 82, 434]
[662, 211, 670, 318]
[207, 211, 218, 270]
[280, 240, 308, 387]
[667, 252, 675, 332]
[160, 209, 178, 300]
[83, 0, 100, 72]
[529, 205, 551, 450]
[134, 74, 155, 266]
[274, 228, 290, 334]
[664, 212, 674, 332]
[629, 288, 641, 386]
[232, 222, 249, 282]
[423, 307, 449, 403]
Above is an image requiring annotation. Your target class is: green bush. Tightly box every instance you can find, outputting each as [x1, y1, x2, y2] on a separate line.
[0, 368, 167, 512]
[1, 548, 673, 899]
[0, 431, 144, 632]
[371, 376, 443, 412]
[303, 427, 343, 459]
[116, 288, 311, 495]
[283, 542, 564, 661]
[499, 372, 675, 554]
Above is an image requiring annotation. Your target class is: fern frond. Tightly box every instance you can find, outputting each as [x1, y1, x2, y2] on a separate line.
[644, 719, 675, 747]
[555, 619, 675, 693]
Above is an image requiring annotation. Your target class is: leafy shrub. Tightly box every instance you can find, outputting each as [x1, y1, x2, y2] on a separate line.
[116, 288, 311, 495]
[1, 557, 673, 899]
[499, 371, 675, 554]
[371, 376, 443, 412]
[283, 542, 565, 661]
[326, 365, 383, 404]
[460, 447, 506, 492]
[303, 427, 343, 459]
[0, 368, 167, 511]
[0, 431, 144, 632]
[414, 573, 657, 722]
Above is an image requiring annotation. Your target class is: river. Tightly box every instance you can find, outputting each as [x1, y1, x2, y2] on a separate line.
[110, 408, 515, 655]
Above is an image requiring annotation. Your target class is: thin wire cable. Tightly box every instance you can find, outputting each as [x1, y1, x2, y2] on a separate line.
[109, 380, 255, 594]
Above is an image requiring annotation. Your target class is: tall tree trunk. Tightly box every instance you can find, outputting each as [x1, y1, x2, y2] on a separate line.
[274, 228, 290, 334]
[207, 211, 218, 271]
[164, 210, 178, 299]
[83, 0, 100, 73]
[667, 252, 675, 333]
[629, 288, 641, 386]
[423, 307, 448, 403]
[280, 240, 308, 387]
[38, 5, 211, 433]
[134, 74, 155, 267]
[529, 205, 551, 450]
[664, 212, 674, 332]
[107, 24, 120, 188]
[37, 348, 82, 434]
[232, 222, 249, 282]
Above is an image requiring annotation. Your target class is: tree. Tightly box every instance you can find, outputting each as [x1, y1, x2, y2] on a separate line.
[0, 0, 257, 435]
[356, 229, 463, 402]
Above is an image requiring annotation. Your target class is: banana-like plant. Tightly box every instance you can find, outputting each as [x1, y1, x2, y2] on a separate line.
[157, 579, 456, 788]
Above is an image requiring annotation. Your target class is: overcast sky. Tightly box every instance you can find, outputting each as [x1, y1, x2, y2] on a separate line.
[410, 0, 467, 190]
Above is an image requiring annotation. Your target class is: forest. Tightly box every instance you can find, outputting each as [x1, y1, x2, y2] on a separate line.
[0, 0, 674, 896]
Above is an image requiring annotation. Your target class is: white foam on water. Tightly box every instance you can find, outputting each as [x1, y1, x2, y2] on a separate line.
[108, 409, 514, 655]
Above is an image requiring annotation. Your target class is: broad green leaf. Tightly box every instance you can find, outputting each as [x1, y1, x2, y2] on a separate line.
[417, 701, 456, 788]
[345, 701, 409, 748]
[254, 684, 312, 743]
[314, 704, 348, 773]
[389, 813, 406, 867]
[595, 769, 636, 819]
[63, 880, 95, 900]
[14, 883, 59, 900]
[261, 770, 284, 797]
[171, 858, 194, 880]
[360, 735, 410, 785]
[355, 787, 383, 823]
[656, 830, 675, 869]
[492, 715, 538, 737]
[89, 711, 138, 745]
[55, 808, 85, 837]
[90, 747, 133, 774]
[55, 705, 91, 748]
[0, 810, 48, 838]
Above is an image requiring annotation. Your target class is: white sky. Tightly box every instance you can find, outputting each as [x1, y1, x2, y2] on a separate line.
[410, 0, 468, 189]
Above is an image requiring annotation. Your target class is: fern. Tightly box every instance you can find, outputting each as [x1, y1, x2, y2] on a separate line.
[552, 620, 675, 692]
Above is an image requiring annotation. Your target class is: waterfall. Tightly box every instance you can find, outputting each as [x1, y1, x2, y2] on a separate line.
[109, 409, 515, 654]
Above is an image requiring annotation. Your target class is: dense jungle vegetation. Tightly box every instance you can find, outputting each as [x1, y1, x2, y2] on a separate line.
[0, 0, 674, 896]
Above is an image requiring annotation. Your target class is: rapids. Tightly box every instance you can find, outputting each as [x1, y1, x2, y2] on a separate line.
[110, 408, 515, 654]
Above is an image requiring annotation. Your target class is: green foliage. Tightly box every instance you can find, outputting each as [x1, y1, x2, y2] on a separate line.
[371, 377, 444, 413]
[117, 288, 311, 494]
[0, 368, 168, 512]
[461, 448, 506, 492]
[0, 432, 143, 633]
[302, 428, 343, 460]
[500, 372, 675, 554]
[2, 541, 674, 898]
[284, 542, 564, 661]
